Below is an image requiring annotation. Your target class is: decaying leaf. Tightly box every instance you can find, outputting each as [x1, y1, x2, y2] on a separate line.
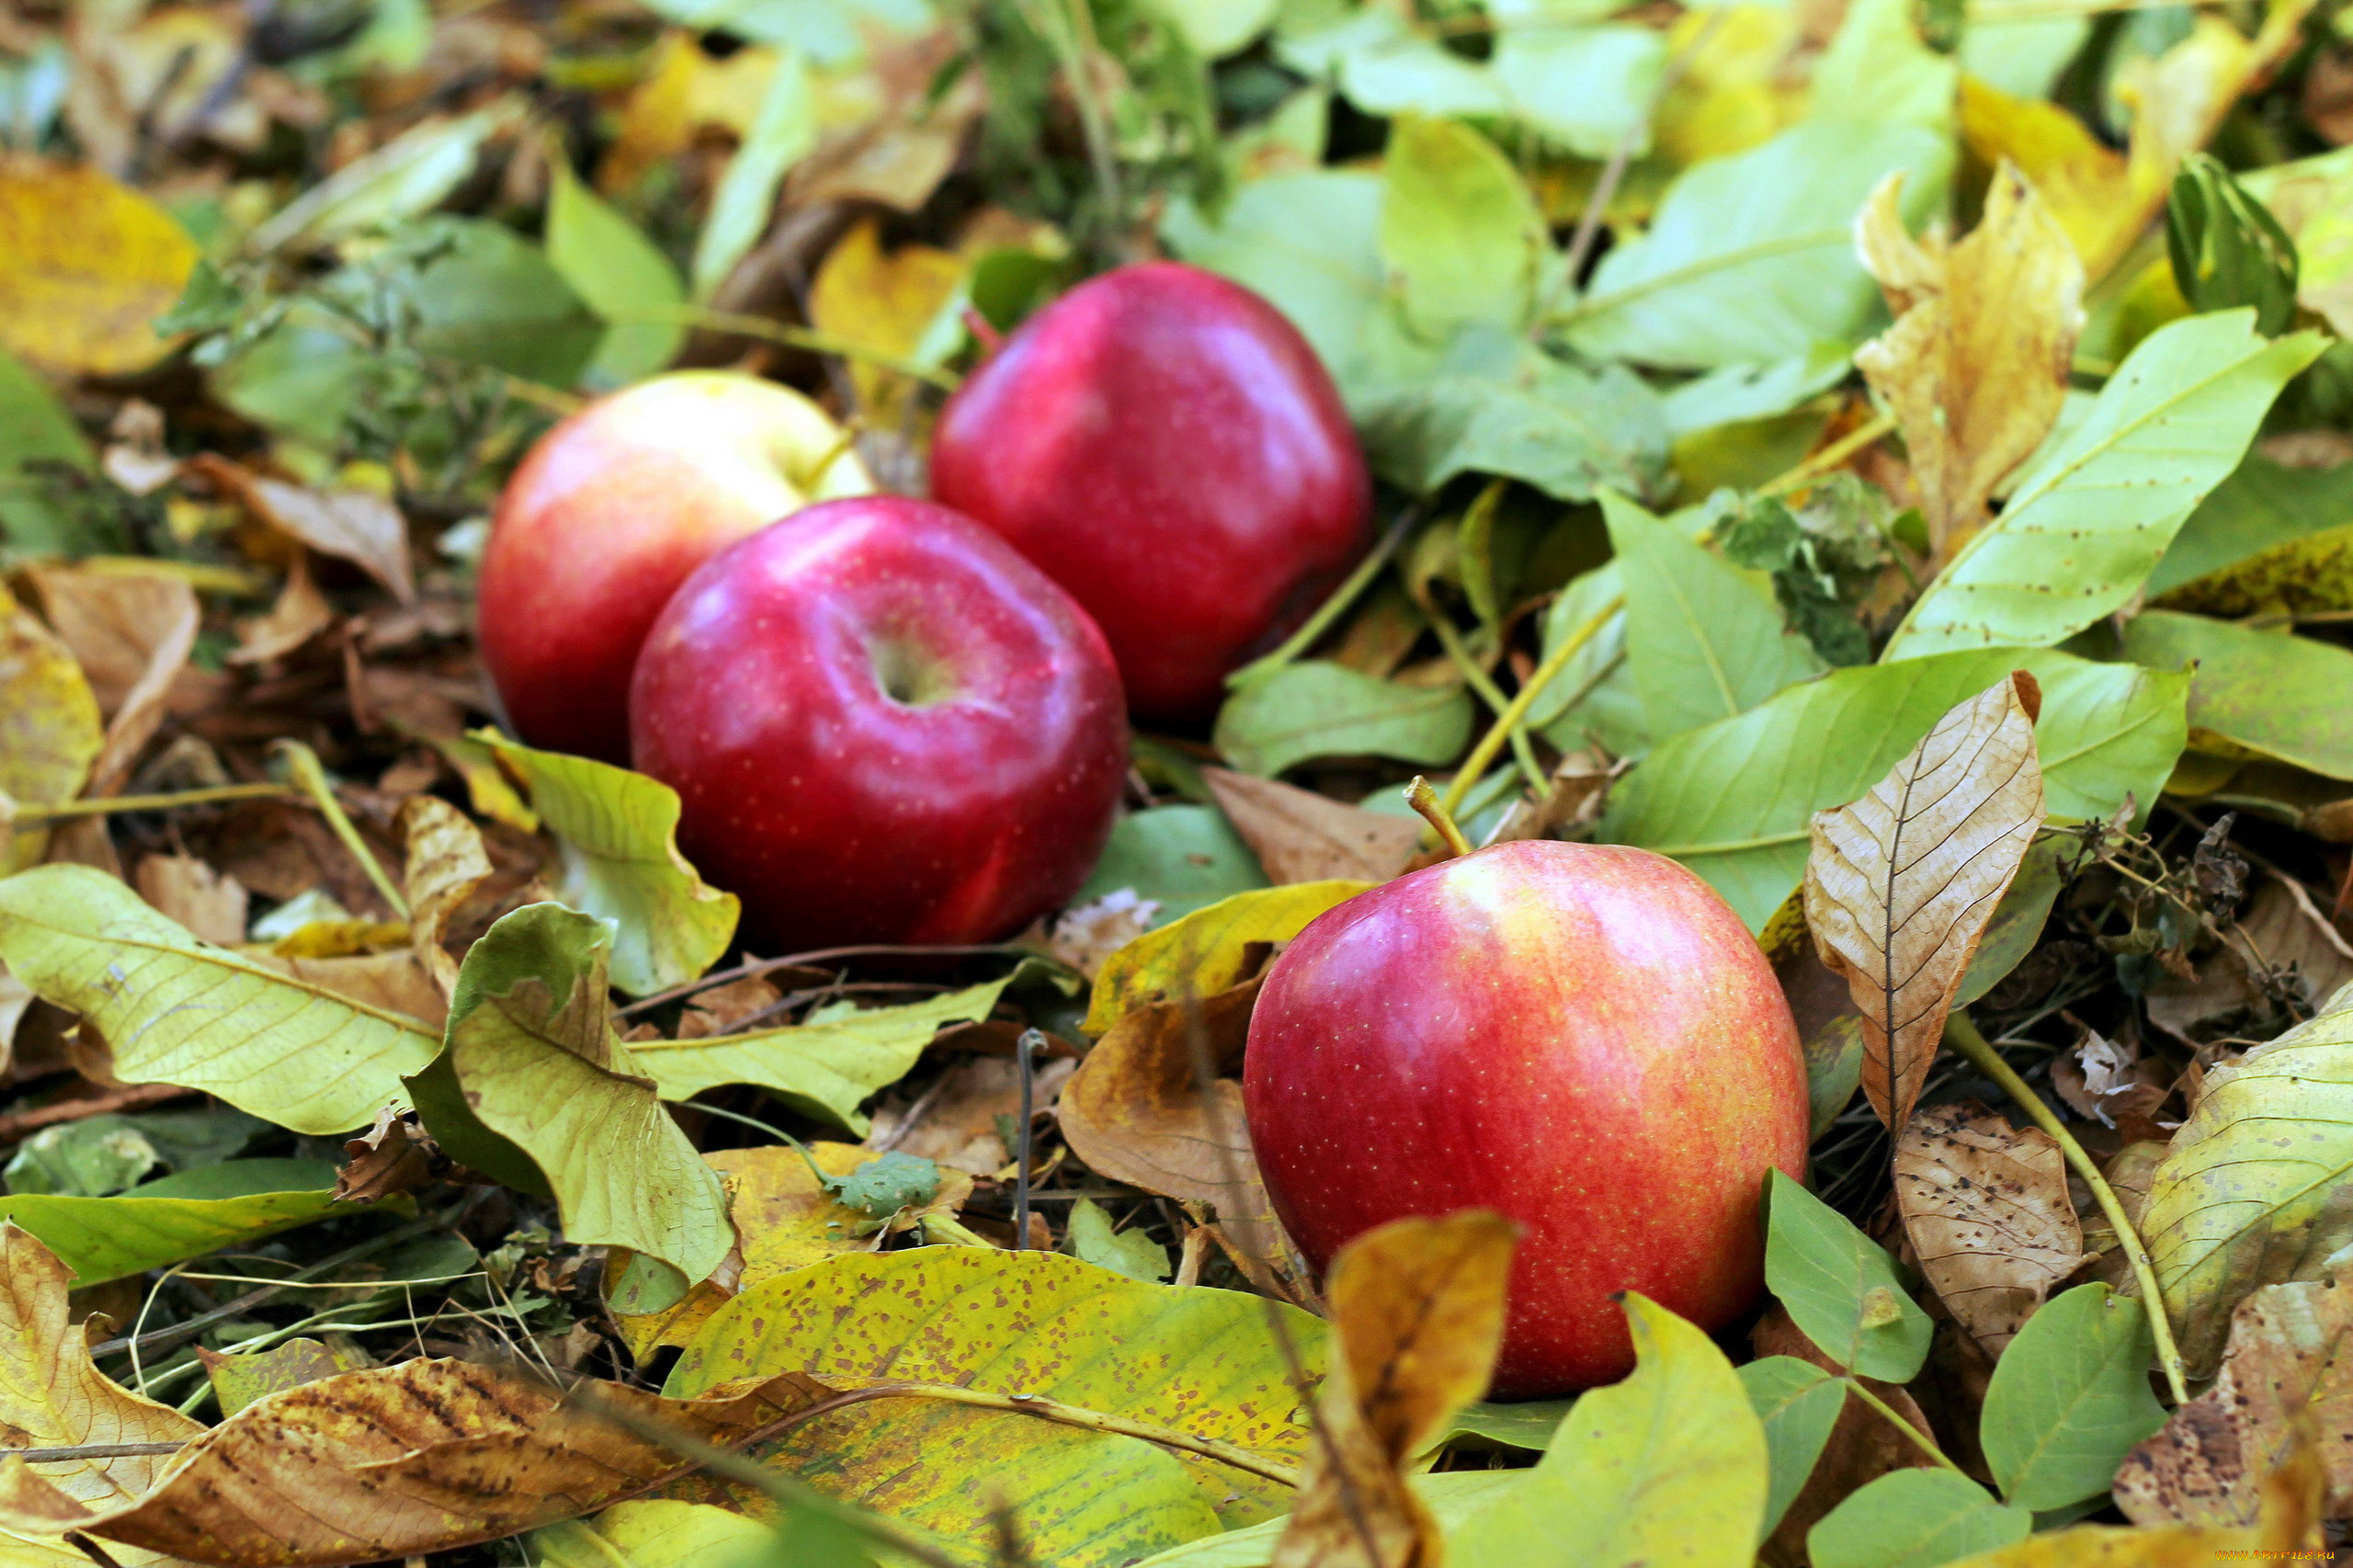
[74, 572, 197, 800]
[1894, 1102, 2084, 1358]
[133, 854, 247, 947]
[0, 158, 198, 376]
[1084, 881, 1369, 1035]
[2116, 1268, 2353, 1527]
[190, 457, 417, 605]
[199, 1337, 373, 1419]
[1855, 164, 2083, 552]
[334, 1108, 446, 1204]
[399, 794, 490, 994]
[1203, 769, 1423, 886]
[1804, 673, 2046, 1128]
[228, 552, 336, 666]
[0, 585, 103, 871]
[1274, 1211, 1515, 1568]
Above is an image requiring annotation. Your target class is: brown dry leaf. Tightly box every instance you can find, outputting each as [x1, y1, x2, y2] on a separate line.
[252, 950, 449, 1032]
[2148, 874, 2353, 1042]
[1895, 1102, 2084, 1358]
[872, 1052, 1078, 1175]
[809, 216, 965, 421]
[1275, 1211, 1515, 1568]
[1058, 974, 1301, 1284]
[1854, 164, 2084, 554]
[1047, 890, 1161, 979]
[1993, 1426, 2325, 1564]
[0, 1355, 835, 1566]
[335, 1108, 446, 1204]
[1804, 672, 2047, 1129]
[399, 795, 490, 995]
[229, 552, 336, 666]
[194, 458, 415, 604]
[1204, 768, 1423, 885]
[0, 157, 198, 376]
[133, 854, 248, 947]
[2115, 1269, 2353, 1528]
[30, 568, 200, 801]
[674, 974, 787, 1038]
[1754, 1303, 1942, 1567]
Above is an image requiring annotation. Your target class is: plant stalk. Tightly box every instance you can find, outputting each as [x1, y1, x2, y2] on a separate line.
[273, 741, 410, 920]
[1942, 1013, 2190, 1403]
[1406, 777, 1474, 859]
[1438, 596, 1623, 822]
[1226, 506, 1417, 691]
[10, 782, 294, 822]
[1841, 1377, 1965, 1474]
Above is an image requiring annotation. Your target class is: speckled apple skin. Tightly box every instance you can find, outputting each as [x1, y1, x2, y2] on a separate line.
[1242, 840, 1809, 1396]
[929, 262, 1372, 722]
[629, 497, 1127, 953]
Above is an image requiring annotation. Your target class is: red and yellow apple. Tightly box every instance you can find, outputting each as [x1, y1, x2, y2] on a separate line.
[629, 496, 1129, 953]
[1243, 840, 1809, 1396]
[477, 371, 870, 763]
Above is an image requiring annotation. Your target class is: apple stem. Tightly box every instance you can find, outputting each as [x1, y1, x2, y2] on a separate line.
[1943, 1012, 2191, 1405]
[961, 305, 1006, 357]
[1406, 777, 1475, 859]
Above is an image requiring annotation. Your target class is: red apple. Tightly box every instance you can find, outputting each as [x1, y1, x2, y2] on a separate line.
[629, 496, 1128, 953]
[1243, 840, 1809, 1396]
[478, 371, 870, 763]
[929, 262, 1372, 722]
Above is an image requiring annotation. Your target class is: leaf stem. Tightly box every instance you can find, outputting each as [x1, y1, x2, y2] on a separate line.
[622, 305, 962, 389]
[273, 741, 410, 920]
[1226, 506, 1418, 692]
[1942, 1012, 2190, 1403]
[1841, 1377, 1965, 1473]
[1757, 412, 1898, 498]
[11, 782, 294, 822]
[1406, 777, 1474, 858]
[1439, 596, 1624, 821]
[1422, 606, 1549, 797]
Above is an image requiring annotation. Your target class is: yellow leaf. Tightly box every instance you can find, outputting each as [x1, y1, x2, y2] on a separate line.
[0, 158, 196, 377]
[1854, 165, 2084, 553]
[0, 585, 101, 872]
[809, 218, 964, 417]
[602, 33, 782, 196]
[1084, 880, 1370, 1036]
[1959, 79, 2154, 283]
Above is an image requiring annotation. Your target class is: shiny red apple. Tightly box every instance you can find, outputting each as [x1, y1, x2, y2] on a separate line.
[478, 371, 870, 763]
[629, 496, 1128, 953]
[1243, 840, 1809, 1396]
[929, 262, 1372, 722]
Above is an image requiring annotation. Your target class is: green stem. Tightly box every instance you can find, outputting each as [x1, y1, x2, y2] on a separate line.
[273, 740, 410, 920]
[620, 305, 961, 389]
[1943, 1013, 2191, 1404]
[12, 781, 293, 823]
[1842, 1377, 1965, 1473]
[1226, 509, 1416, 691]
[1425, 610, 1549, 798]
[1439, 596, 1623, 822]
[1757, 412, 1898, 498]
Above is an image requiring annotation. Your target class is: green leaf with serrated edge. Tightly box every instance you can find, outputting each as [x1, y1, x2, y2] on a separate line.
[0, 865, 437, 1134]
[1127, 1472, 1527, 1567]
[1084, 881, 1369, 1034]
[1883, 313, 2325, 660]
[1740, 1356, 1847, 1539]
[1379, 115, 1548, 337]
[665, 1250, 1324, 1550]
[1066, 1197, 1174, 1282]
[1443, 1398, 1575, 1451]
[1599, 649, 2188, 930]
[2146, 455, 2353, 601]
[2141, 980, 2353, 1374]
[1561, 121, 1952, 371]
[2120, 612, 2353, 781]
[0, 1160, 374, 1286]
[405, 903, 731, 1314]
[1449, 1293, 1768, 1566]
[1980, 1283, 2167, 1511]
[546, 155, 685, 389]
[1603, 489, 1825, 742]
[1806, 1470, 2029, 1568]
[1212, 660, 1474, 778]
[1074, 803, 1269, 925]
[1766, 1169, 1934, 1382]
[629, 976, 1016, 1135]
[479, 730, 738, 997]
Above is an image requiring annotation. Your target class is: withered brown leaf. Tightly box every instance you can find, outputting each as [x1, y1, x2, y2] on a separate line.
[1274, 1211, 1516, 1568]
[398, 794, 489, 995]
[1895, 1102, 2084, 1358]
[1203, 767, 1422, 885]
[1804, 672, 2046, 1129]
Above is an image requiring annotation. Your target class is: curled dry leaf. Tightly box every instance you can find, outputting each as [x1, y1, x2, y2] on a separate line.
[1894, 1102, 2084, 1359]
[334, 1108, 447, 1204]
[1203, 768, 1423, 886]
[228, 551, 337, 666]
[190, 457, 415, 605]
[1804, 672, 2046, 1130]
[29, 567, 199, 800]
[1854, 164, 2085, 553]
[1274, 1211, 1515, 1568]
[398, 794, 489, 995]
[2115, 1268, 2353, 1528]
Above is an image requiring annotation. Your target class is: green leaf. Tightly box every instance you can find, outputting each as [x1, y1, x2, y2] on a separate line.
[1599, 649, 2188, 929]
[665, 1250, 1325, 1555]
[1810, 0, 1957, 132]
[1883, 313, 2325, 659]
[1561, 122, 1952, 370]
[1074, 804, 1270, 925]
[1355, 358, 1669, 501]
[2141, 981, 2353, 1373]
[0, 1161, 363, 1286]
[1493, 24, 1665, 158]
[405, 903, 732, 1314]
[0, 585, 101, 870]
[1449, 1293, 1768, 1565]
[480, 731, 739, 997]
[546, 156, 686, 389]
[1980, 1283, 2168, 1511]
[5, 1118, 158, 1197]
[1148, 0, 1278, 56]
[0, 865, 437, 1134]
[1213, 661, 1473, 777]
[1127, 1473, 1527, 1566]
[1658, 345, 1856, 438]
[535, 1501, 797, 1568]
[2119, 611, 2353, 780]
[2146, 456, 2353, 600]
[628, 976, 1018, 1134]
[692, 51, 815, 300]
[1279, 12, 1510, 121]
[204, 1335, 374, 1419]
[402, 217, 602, 386]
[1083, 880, 1370, 1033]
[250, 100, 520, 252]
[1530, 562, 1645, 758]
[1066, 1197, 1174, 1282]
[1603, 489, 1826, 742]
[1765, 1168, 1934, 1381]
[1805, 1470, 2030, 1568]
[1955, 838, 2067, 1010]
[1379, 115, 1549, 337]
[1161, 171, 1384, 391]
[1739, 1356, 1847, 1539]
[1443, 1398, 1576, 1451]
[0, 345, 97, 553]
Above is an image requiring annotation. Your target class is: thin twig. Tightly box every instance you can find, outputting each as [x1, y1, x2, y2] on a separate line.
[1012, 1028, 1040, 1250]
[11, 782, 293, 823]
[272, 740, 409, 920]
[1438, 597, 1624, 822]
[1757, 412, 1899, 498]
